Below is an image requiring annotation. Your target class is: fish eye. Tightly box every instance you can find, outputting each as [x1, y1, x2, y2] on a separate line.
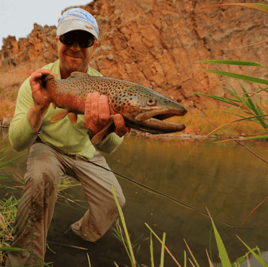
[146, 99, 157, 106]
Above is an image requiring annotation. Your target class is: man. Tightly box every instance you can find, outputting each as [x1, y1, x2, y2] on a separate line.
[6, 8, 127, 267]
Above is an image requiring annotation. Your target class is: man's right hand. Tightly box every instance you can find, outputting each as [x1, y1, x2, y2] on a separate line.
[29, 69, 56, 110]
[27, 69, 56, 132]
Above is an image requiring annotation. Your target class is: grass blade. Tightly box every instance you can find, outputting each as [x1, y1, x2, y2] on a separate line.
[46, 241, 87, 251]
[230, 134, 268, 141]
[115, 220, 132, 261]
[258, 85, 268, 94]
[0, 185, 16, 190]
[183, 239, 200, 267]
[194, 92, 241, 107]
[150, 232, 155, 267]
[246, 255, 250, 267]
[205, 249, 214, 267]
[184, 251, 187, 267]
[112, 186, 136, 267]
[238, 82, 268, 129]
[145, 223, 181, 267]
[0, 176, 10, 180]
[240, 197, 268, 226]
[87, 253, 92, 267]
[209, 225, 213, 263]
[203, 69, 268, 85]
[236, 236, 268, 267]
[232, 255, 247, 267]
[160, 233, 166, 267]
[0, 153, 28, 169]
[206, 208, 232, 267]
[223, 87, 243, 102]
[0, 247, 50, 267]
[0, 147, 9, 153]
[188, 257, 196, 267]
[200, 59, 263, 67]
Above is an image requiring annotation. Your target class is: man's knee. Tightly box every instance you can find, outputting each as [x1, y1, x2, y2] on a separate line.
[18, 169, 58, 225]
[25, 166, 59, 193]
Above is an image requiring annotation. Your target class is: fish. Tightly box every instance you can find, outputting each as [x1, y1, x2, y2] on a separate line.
[40, 71, 187, 144]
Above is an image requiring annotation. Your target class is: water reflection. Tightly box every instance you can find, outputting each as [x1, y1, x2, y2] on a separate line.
[1, 130, 268, 266]
[104, 135, 268, 265]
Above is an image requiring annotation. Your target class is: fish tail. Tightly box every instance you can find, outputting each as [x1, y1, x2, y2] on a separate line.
[40, 73, 55, 89]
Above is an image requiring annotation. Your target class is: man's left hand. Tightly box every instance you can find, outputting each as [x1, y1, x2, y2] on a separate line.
[82, 91, 129, 138]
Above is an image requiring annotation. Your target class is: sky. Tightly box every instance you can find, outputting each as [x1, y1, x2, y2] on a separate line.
[0, 0, 93, 48]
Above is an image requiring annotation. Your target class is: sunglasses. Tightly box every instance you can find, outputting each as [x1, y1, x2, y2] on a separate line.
[59, 31, 95, 48]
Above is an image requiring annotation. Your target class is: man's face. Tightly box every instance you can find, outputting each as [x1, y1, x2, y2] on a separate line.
[56, 30, 99, 78]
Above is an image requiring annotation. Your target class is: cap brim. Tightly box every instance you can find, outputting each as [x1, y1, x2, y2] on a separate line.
[57, 20, 99, 40]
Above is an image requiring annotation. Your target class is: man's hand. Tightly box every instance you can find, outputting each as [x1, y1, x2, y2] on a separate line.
[27, 69, 57, 132]
[82, 92, 129, 138]
[29, 69, 56, 110]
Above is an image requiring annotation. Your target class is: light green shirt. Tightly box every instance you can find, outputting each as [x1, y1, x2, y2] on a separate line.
[9, 59, 123, 158]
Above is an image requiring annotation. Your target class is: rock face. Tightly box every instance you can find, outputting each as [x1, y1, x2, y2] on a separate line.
[1, 0, 268, 119]
[0, 24, 58, 68]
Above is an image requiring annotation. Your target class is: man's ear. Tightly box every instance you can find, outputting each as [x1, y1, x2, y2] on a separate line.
[92, 41, 99, 52]
[56, 36, 59, 44]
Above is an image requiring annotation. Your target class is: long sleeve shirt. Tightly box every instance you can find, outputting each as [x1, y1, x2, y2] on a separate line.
[9, 59, 123, 158]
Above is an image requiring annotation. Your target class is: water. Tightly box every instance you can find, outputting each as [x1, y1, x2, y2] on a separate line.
[1, 128, 268, 266]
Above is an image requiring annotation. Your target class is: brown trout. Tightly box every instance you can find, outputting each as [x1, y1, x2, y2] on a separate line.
[41, 71, 187, 143]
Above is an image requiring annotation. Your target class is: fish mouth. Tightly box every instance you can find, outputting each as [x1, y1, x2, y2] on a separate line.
[126, 107, 187, 134]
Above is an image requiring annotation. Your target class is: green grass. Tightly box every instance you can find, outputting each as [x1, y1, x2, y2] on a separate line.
[0, 175, 82, 267]
[168, 105, 266, 137]
[195, 59, 268, 141]
[0, 196, 19, 247]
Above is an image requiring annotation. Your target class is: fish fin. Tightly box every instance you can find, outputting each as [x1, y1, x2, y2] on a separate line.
[69, 71, 89, 78]
[68, 113, 77, 125]
[50, 110, 68, 122]
[91, 116, 114, 146]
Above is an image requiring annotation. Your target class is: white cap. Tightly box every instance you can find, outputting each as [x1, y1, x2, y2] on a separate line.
[57, 8, 99, 40]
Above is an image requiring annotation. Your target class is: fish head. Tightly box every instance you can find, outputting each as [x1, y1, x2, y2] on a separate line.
[111, 84, 187, 134]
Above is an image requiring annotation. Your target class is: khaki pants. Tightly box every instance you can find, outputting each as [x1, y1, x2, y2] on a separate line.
[7, 142, 125, 266]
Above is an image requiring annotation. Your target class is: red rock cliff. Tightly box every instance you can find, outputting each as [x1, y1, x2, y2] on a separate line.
[1, 0, 268, 118]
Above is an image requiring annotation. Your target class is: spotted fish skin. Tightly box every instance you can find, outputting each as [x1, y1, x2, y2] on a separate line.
[41, 71, 187, 134]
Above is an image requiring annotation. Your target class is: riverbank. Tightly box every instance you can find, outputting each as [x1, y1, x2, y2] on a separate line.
[0, 123, 251, 142]
[1, 105, 267, 140]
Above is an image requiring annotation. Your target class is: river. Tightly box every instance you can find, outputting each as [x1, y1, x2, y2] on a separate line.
[1, 128, 268, 267]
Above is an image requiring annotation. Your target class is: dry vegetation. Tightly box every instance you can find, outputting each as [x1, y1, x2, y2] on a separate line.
[169, 105, 266, 137]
